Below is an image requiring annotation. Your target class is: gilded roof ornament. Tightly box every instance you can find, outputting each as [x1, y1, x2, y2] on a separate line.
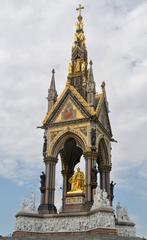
[76, 4, 84, 18]
[74, 4, 85, 45]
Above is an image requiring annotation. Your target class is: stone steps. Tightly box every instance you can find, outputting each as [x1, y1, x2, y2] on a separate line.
[0, 237, 144, 240]
[11, 237, 144, 240]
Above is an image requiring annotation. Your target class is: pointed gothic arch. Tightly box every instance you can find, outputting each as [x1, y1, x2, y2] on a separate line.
[47, 130, 87, 211]
[50, 129, 87, 158]
[97, 138, 109, 165]
[97, 138, 111, 197]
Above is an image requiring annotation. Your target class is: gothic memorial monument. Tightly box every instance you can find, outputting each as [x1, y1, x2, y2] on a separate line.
[13, 5, 136, 239]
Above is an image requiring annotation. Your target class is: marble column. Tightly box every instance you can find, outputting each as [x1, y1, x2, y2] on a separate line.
[40, 188, 45, 205]
[84, 151, 97, 206]
[61, 169, 68, 209]
[38, 156, 57, 214]
[99, 164, 104, 190]
[105, 171, 110, 196]
[99, 163, 111, 198]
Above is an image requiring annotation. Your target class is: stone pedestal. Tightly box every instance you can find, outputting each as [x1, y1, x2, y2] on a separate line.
[38, 203, 57, 214]
[13, 206, 137, 239]
[13, 208, 118, 238]
[63, 192, 85, 213]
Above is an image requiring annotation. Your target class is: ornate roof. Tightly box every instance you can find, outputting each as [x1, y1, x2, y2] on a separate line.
[42, 5, 112, 138]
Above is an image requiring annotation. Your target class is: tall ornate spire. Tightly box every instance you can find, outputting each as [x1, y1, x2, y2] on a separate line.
[87, 60, 96, 107]
[67, 4, 88, 99]
[47, 69, 58, 112]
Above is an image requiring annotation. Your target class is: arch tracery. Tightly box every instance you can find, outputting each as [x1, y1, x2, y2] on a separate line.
[97, 138, 111, 196]
[49, 129, 87, 157]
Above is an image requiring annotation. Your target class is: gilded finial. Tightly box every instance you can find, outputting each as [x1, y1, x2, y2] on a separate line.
[76, 4, 84, 21]
[74, 4, 85, 46]
[76, 4, 84, 17]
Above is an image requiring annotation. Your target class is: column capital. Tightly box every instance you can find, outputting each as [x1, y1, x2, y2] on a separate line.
[44, 156, 57, 163]
[98, 163, 112, 172]
[83, 151, 98, 160]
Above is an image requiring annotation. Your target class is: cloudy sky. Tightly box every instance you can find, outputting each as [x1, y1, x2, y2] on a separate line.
[0, 0, 147, 236]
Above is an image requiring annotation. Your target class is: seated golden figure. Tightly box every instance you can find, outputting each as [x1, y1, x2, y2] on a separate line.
[68, 167, 85, 193]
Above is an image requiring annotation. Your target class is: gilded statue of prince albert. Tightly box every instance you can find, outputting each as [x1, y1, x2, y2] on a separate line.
[68, 167, 85, 193]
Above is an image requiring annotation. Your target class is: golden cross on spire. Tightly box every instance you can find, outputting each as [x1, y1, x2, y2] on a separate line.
[76, 4, 84, 17]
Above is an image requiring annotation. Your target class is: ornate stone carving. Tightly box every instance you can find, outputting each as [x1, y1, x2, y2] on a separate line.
[45, 156, 57, 163]
[14, 210, 115, 233]
[50, 128, 88, 156]
[91, 185, 110, 210]
[84, 151, 97, 161]
[116, 225, 136, 237]
[79, 127, 87, 136]
[50, 131, 61, 141]
[98, 163, 112, 172]
[19, 192, 37, 214]
[116, 202, 131, 222]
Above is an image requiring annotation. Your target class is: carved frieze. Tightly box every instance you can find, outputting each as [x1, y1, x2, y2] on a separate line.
[14, 210, 116, 233]
[98, 163, 112, 172]
[79, 127, 87, 136]
[50, 130, 61, 141]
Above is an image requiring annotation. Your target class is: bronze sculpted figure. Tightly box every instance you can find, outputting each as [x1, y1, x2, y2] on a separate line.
[43, 134, 47, 158]
[110, 181, 116, 204]
[91, 128, 96, 147]
[91, 165, 98, 189]
[40, 171, 46, 189]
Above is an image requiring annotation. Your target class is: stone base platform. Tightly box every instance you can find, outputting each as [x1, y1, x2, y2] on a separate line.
[13, 228, 117, 239]
[13, 207, 136, 239]
[5, 236, 143, 240]
[13, 208, 117, 238]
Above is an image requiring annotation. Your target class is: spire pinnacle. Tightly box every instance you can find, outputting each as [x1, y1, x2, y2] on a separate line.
[101, 81, 106, 91]
[89, 60, 93, 66]
[50, 68, 56, 91]
[67, 4, 88, 99]
[88, 60, 94, 79]
[87, 60, 96, 107]
[52, 68, 55, 75]
[47, 69, 58, 111]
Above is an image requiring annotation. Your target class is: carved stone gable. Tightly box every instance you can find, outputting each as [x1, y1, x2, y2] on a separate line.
[51, 95, 88, 123]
